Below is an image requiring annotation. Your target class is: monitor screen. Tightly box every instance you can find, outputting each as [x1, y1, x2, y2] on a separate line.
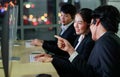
[1, 5, 18, 77]
[8, 5, 18, 76]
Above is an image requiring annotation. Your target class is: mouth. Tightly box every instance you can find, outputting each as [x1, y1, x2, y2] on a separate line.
[75, 29, 80, 32]
[61, 21, 65, 23]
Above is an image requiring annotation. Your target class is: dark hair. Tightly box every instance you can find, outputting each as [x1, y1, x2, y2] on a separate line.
[77, 8, 93, 26]
[60, 3, 76, 19]
[92, 5, 120, 33]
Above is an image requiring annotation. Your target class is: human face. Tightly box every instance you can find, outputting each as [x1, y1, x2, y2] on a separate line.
[90, 19, 97, 41]
[74, 14, 88, 35]
[60, 12, 73, 25]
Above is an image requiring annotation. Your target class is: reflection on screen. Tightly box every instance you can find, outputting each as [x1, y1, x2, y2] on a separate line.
[1, 5, 18, 77]
[8, 5, 18, 76]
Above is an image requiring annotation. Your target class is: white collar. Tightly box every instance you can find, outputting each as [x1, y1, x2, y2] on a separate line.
[78, 34, 85, 42]
[61, 21, 74, 30]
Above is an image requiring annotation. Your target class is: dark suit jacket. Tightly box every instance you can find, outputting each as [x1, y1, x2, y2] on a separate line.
[52, 32, 95, 77]
[42, 23, 77, 57]
[84, 31, 120, 77]
[57, 31, 120, 77]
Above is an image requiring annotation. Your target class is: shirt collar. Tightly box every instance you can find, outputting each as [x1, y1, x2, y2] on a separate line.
[61, 21, 74, 30]
[78, 34, 85, 42]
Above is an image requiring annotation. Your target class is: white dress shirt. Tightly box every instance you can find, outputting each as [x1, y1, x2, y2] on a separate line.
[69, 35, 85, 62]
[60, 21, 74, 35]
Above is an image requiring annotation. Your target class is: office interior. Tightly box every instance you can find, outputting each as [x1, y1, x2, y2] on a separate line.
[0, 0, 120, 77]
[0, 0, 120, 40]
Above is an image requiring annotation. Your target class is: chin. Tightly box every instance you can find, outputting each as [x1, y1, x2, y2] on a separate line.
[92, 37, 97, 41]
[76, 32, 81, 35]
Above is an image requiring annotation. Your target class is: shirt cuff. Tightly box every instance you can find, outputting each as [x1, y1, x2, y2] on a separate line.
[69, 51, 78, 62]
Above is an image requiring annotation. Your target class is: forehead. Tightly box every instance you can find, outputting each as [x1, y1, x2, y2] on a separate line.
[75, 14, 83, 21]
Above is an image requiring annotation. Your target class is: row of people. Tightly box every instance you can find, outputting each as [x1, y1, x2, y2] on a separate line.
[31, 3, 120, 77]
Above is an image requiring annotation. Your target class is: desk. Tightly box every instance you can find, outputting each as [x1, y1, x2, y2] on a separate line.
[0, 60, 5, 77]
[12, 40, 45, 63]
[10, 62, 59, 77]
[0, 40, 59, 77]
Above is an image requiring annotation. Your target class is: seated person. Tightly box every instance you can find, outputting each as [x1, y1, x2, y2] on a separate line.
[31, 3, 77, 58]
[36, 5, 120, 77]
[34, 8, 95, 77]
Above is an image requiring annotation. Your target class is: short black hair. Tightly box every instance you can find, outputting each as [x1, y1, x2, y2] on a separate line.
[60, 3, 76, 19]
[92, 5, 120, 33]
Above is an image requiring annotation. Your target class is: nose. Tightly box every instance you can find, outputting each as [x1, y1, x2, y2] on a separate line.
[74, 22, 79, 28]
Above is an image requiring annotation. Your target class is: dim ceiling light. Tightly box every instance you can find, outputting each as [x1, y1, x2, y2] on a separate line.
[41, 16, 45, 20]
[25, 4, 31, 8]
[58, 12, 61, 17]
[44, 13, 48, 17]
[29, 14, 33, 19]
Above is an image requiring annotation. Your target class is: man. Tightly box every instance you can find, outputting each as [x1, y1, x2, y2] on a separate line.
[31, 3, 77, 58]
[85, 5, 120, 77]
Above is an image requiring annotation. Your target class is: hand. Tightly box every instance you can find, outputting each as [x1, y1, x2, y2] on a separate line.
[34, 53, 53, 62]
[54, 35, 75, 55]
[31, 39, 44, 46]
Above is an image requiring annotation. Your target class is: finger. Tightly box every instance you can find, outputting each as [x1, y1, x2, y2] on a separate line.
[35, 57, 43, 62]
[54, 35, 64, 40]
[55, 35, 68, 42]
[57, 42, 65, 49]
[31, 39, 37, 45]
[34, 54, 45, 58]
[57, 42, 62, 48]
[55, 35, 64, 44]
[55, 35, 66, 48]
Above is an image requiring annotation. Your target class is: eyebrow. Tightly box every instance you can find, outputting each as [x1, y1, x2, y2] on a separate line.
[74, 20, 83, 22]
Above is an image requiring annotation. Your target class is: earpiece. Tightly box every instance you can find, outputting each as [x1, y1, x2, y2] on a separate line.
[93, 19, 96, 25]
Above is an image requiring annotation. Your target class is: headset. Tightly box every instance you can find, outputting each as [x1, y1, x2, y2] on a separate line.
[93, 19, 96, 25]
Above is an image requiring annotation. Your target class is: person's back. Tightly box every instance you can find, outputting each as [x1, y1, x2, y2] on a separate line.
[88, 31, 120, 77]
[87, 5, 120, 77]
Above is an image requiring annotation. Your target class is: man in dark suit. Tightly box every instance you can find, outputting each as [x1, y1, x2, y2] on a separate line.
[31, 3, 77, 58]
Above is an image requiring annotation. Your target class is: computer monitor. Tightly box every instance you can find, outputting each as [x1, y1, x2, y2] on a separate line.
[1, 5, 18, 77]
